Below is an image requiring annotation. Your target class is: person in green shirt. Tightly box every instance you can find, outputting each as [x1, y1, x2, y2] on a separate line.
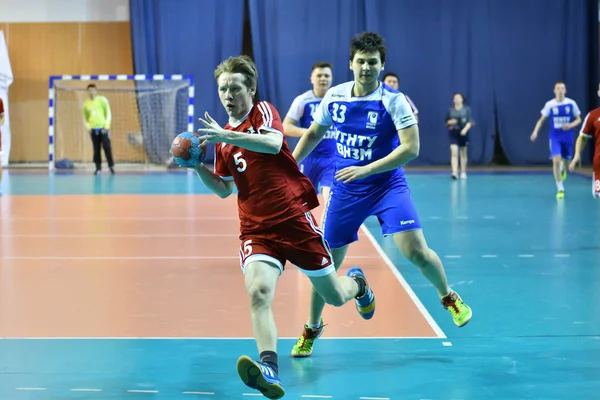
[83, 84, 115, 174]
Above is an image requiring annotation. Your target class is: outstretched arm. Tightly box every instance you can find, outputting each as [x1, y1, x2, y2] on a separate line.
[335, 124, 419, 183]
[283, 116, 308, 137]
[197, 112, 283, 155]
[292, 121, 329, 164]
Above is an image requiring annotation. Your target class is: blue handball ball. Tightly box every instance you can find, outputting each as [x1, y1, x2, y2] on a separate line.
[170, 132, 207, 168]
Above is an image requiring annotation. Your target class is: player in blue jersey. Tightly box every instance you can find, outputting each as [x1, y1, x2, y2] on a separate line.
[382, 72, 419, 121]
[530, 81, 582, 199]
[283, 62, 336, 223]
[290, 32, 472, 357]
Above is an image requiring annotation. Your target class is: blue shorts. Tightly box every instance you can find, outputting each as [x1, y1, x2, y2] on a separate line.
[449, 131, 469, 147]
[322, 180, 421, 249]
[549, 134, 574, 159]
[299, 155, 335, 192]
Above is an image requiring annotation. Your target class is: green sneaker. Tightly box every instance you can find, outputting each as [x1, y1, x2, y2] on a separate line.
[441, 291, 472, 327]
[291, 322, 325, 357]
[561, 168, 567, 181]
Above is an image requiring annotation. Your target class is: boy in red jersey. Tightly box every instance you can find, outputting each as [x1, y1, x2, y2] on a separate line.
[569, 83, 600, 198]
[188, 55, 376, 399]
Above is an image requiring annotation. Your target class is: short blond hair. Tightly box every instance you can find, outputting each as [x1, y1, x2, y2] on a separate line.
[214, 55, 258, 92]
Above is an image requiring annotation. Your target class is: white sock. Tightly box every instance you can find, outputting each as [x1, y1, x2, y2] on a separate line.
[306, 321, 322, 330]
[556, 181, 564, 191]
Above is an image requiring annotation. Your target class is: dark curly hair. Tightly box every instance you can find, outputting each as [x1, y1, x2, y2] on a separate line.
[350, 32, 387, 64]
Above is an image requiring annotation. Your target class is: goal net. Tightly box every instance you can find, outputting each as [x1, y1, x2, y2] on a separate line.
[48, 74, 194, 171]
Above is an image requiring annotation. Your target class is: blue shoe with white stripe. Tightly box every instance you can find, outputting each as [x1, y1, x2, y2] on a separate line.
[347, 267, 376, 320]
[236, 355, 285, 399]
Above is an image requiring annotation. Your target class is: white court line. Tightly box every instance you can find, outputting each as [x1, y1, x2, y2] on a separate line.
[302, 396, 333, 399]
[1, 256, 239, 260]
[1, 255, 381, 261]
[71, 388, 102, 392]
[7, 216, 237, 221]
[360, 225, 447, 339]
[518, 254, 534, 258]
[0, 233, 239, 238]
[0, 336, 441, 340]
[16, 388, 46, 391]
[481, 254, 497, 258]
[360, 397, 390, 400]
[444, 255, 462, 258]
[127, 389, 159, 393]
[183, 392, 214, 395]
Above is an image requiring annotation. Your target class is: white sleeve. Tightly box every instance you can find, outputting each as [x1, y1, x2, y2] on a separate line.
[312, 91, 333, 127]
[388, 93, 418, 130]
[285, 95, 305, 122]
[541, 101, 552, 117]
[405, 95, 418, 115]
[572, 100, 581, 117]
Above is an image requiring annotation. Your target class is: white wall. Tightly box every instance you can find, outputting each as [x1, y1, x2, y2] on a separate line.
[0, 0, 129, 22]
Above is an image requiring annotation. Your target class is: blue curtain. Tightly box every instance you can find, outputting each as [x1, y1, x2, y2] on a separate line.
[489, 0, 598, 165]
[248, 0, 366, 149]
[129, 0, 245, 163]
[130, 0, 598, 166]
[364, 0, 496, 166]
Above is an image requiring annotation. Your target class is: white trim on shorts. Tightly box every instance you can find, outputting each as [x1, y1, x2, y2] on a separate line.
[238, 212, 336, 277]
[240, 254, 284, 275]
[301, 211, 336, 277]
[593, 172, 599, 199]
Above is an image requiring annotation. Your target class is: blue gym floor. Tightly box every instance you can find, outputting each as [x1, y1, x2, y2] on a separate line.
[1, 169, 599, 399]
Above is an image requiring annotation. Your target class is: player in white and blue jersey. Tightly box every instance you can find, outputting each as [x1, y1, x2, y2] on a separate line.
[283, 62, 336, 223]
[289, 32, 472, 358]
[530, 81, 582, 199]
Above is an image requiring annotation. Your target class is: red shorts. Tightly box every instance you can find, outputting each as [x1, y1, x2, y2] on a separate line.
[238, 211, 335, 277]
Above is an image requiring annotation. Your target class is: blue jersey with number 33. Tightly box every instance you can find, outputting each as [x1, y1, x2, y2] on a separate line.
[312, 81, 417, 191]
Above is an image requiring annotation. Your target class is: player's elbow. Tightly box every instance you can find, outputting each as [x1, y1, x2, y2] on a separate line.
[216, 189, 231, 199]
[282, 122, 297, 136]
[407, 140, 420, 159]
[217, 181, 235, 198]
[408, 148, 419, 161]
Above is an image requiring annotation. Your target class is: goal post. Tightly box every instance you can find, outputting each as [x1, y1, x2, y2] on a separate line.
[48, 74, 194, 171]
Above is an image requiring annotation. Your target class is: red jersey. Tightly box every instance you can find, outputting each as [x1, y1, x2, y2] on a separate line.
[580, 107, 600, 166]
[214, 101, 319, 234]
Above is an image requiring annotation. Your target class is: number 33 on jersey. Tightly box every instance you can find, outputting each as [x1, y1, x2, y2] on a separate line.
[213, 101, 319, 233]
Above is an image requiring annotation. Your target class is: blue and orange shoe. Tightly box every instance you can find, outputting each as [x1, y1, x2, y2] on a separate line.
[236, 355, 285, 399]
[346, 267, 376, 319]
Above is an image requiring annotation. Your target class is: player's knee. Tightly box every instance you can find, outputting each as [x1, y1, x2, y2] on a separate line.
[404, 246, 429, 266]
[246, 283, 274, 310]
[322, 291, 345, 307]
[309, 275, 346, 307]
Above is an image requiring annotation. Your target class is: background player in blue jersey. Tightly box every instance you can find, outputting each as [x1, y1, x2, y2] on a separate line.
[530, 81, 582, 199]
[382, 72, 419, 121]
[290, 32, 472, 357]
[283, 62, 336, 223]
